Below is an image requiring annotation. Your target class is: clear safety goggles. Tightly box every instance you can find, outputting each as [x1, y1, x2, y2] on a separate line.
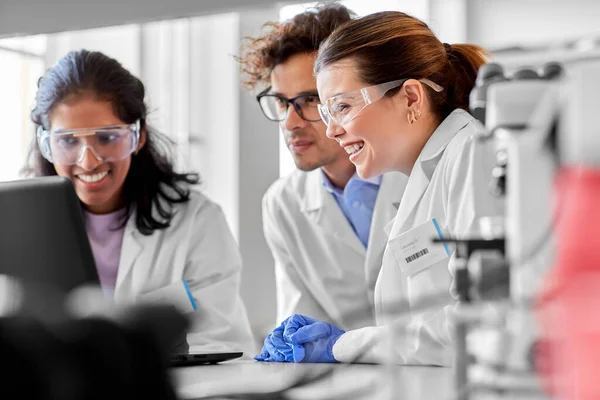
[317, 78, 444, 127]
[37, 121, 140, 166]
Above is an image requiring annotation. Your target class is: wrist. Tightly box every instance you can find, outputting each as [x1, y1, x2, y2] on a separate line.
[330, 331, 346, 362]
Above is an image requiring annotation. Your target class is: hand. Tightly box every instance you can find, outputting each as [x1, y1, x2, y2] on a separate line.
[255, 314, 344, 363]
[255, 327, 294, 362]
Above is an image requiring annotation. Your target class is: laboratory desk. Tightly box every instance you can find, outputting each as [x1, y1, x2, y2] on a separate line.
[172, 360, 453, 400]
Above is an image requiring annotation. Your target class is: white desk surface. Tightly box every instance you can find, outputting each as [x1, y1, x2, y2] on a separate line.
[172, 360, 453, 400]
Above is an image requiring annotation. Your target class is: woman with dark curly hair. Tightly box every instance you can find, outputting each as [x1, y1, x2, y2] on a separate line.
[26, 49, 255, 354]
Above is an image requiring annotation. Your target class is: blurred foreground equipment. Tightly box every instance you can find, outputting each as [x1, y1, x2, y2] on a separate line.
[458, 47, 600, 399]
[0, 281, 188, 400]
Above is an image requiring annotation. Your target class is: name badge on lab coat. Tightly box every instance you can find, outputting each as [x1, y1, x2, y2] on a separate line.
[139, 280, 197, 314]
[390, 218, 451, 275]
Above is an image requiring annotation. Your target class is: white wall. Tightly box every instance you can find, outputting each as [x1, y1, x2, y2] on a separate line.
[0, 50, 43, 181]
[139, 14, 243, 238]
[237, 7, 280, 339]
[429, 0, 467, 44]
[45, 25, 141, 74]
[466, 0, 600, 49]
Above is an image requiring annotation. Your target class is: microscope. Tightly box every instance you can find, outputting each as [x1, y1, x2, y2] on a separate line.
[454, 53, 600, 399]
[446, 58, 566, 399]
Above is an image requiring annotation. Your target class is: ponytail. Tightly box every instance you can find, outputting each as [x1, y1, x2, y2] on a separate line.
[442, 43, 488, 116]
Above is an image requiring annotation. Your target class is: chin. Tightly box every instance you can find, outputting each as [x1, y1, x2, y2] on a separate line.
[294, 159, 322, 172]
[355, 166, 372, 179]
[356, 162, 383, 180]
[80, 197, 107, 209]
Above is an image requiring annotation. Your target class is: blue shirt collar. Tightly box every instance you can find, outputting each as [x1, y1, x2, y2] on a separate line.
[320, 169, 381, 195]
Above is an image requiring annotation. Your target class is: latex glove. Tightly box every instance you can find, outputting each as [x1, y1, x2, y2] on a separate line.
[255, 314, 344, 363]
[287, 316, 345, 363]
[255, 328, 294, 362]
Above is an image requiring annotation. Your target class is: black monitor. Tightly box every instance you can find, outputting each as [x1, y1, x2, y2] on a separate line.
[0, 176, 99, 294]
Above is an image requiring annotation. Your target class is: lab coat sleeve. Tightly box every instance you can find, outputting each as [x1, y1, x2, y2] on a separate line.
[184, 201, 256, 355]
[332, 292, 456, 365]
[262, 193, 333, 326]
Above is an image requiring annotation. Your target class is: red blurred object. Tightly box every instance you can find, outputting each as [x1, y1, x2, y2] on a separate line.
[537, 167, 600, 400]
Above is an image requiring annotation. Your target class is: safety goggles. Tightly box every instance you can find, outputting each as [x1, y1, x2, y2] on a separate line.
[317, 78, 444, 127]
[256, 87, 322, 122]
[37, 121, 140, 166]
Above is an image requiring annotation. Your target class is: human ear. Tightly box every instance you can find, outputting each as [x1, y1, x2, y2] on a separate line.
[135, 125, 147, 154]
[402, 79, 425, 109]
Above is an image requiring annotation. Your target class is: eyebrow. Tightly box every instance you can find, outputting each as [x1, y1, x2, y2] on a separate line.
[270, 90, 319, 97]
[51, 124, 130, 134]
[330, 92, 358, 101]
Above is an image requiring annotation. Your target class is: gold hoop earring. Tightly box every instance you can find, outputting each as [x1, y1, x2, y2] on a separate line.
[407, 110, 416, 124]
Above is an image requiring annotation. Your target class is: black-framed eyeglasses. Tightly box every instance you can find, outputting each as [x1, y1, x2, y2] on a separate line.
[256, 87, 322, 122]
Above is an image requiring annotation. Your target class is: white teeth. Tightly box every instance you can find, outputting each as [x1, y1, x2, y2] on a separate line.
[344, 142, 364, 155]
[78, 171, 108, 183]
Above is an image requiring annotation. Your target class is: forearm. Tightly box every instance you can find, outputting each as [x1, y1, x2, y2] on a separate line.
[332, 306, 454, 366]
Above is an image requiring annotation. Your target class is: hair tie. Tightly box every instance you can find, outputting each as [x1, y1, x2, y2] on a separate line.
[443, 43, 452, 52]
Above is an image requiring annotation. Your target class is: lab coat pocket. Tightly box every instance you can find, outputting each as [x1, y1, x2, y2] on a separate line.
[138, 280, 197, 314]
[388, 219, 451, 307]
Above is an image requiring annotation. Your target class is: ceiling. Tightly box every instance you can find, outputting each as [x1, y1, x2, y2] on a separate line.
[0, 0, 293, 38]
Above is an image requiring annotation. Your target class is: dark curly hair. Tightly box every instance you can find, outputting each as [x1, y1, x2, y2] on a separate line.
[25, 49, 200, 235]
[237, 1, 355, 89]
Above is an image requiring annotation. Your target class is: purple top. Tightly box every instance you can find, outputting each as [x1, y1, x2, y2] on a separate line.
[84, 208, 127, 296]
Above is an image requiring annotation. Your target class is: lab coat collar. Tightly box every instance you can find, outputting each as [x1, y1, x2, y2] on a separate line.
[364, 172, 407, 291]
[113, 193, 181, 302]
[383, 218, 395, 236]
[301, 169, 366, 256]
[419, 109, 471, 164]
[301, 169, 328, 213]
[115, 197, 170, 297]
[393, 109, 470, 234]
[114, 210, 143, 295]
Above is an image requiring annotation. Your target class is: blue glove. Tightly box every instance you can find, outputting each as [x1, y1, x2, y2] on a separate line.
[255, 314, 344, 363]
[255, 328, 294, 362]
[286, 316, 345, 363]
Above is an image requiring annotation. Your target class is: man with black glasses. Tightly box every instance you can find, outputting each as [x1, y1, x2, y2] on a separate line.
[238, 3, 407, 333]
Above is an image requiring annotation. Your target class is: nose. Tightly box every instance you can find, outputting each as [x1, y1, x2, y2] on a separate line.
[325, 121, 345, 140]
[282, 105, 306, 132]
[77, 147, 103, 171]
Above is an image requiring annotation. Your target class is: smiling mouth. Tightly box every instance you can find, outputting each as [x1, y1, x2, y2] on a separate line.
[76, 171, 109, 183]
[344, 142, 364, 155]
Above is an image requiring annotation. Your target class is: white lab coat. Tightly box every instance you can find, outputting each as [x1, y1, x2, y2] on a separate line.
[112, 189, 255, 355]
[332, 109, 504, 366]
[262, 169, 407, 331]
